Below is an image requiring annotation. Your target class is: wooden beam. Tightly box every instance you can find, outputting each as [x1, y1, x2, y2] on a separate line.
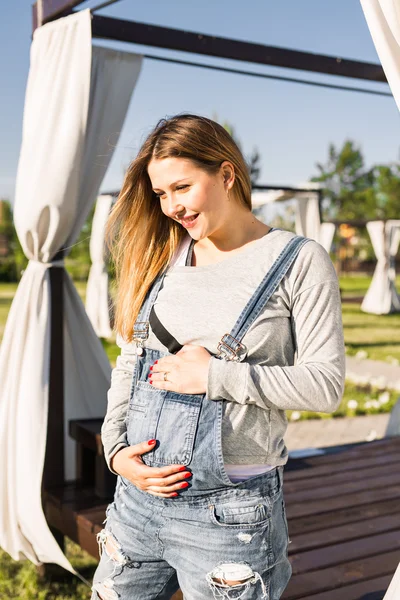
[32, 0, 86, 31]
[91, 15, 387, 83]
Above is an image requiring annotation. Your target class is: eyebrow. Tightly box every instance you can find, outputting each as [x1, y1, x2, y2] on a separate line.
[152, 177, 191, 192]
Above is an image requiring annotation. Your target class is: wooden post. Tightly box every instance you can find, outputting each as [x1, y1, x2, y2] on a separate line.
[40, 250, 66, 574]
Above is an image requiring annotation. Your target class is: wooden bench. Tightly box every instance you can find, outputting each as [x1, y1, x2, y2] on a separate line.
[43, 421, 400, 599]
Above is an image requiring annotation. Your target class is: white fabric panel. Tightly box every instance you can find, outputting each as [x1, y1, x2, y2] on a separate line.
[386, 398, 400, 437]
[319, 222, 336, 253]
[295, 195, 321, 241]
[361, 220, 400, 314]
[360, 0, 400, 112]
[86, 195, 114, 338]
[360, 2, 400, 592]
[384, 563, 400, 600]
[0, 10, 93, 574]
[0, 9, 142, 573]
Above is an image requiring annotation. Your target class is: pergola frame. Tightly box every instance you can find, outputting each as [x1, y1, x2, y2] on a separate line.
[32, 0, 388, 84]
[29, 0, 393, 569]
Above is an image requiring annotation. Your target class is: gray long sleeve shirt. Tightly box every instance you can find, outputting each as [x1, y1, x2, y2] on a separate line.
[101, 229, 346, 471]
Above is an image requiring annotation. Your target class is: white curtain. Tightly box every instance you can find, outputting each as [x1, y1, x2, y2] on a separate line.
[361, 0, 400, 111]
[384, 564, 400, 600]
[295, 194, 336, 252]
[0, 10, 142, 573]
[361, 220, 400, 314]
[360, 2, 400, 594]
[86, 194, 114, 338]
[295, 194, 321, 240]
[319, 222, 336, 253]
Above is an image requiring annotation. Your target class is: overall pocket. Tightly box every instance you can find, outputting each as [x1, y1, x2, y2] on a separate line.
[209, 496, 271, 530]
[151, 390, 203, 466]
[127, 380, 203, 466]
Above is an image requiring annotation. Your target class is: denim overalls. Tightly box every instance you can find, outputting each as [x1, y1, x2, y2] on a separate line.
[92, 235, 309, 600]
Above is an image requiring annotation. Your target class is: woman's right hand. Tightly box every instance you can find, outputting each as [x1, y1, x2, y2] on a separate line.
[110, 439, 191, 498]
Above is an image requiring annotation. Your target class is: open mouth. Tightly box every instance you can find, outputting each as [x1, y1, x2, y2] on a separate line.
[180, 214, 199, 227]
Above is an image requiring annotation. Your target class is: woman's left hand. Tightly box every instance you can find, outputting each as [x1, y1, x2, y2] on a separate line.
[149, 344, 212, 395]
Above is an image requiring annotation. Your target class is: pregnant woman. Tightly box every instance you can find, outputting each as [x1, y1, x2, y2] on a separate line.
[91, 114, 345, 600]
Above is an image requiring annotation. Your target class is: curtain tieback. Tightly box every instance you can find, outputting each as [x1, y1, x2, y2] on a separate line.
[29, 259, 65, 268]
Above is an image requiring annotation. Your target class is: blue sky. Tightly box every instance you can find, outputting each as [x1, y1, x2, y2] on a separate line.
[1, 0, 399, 202]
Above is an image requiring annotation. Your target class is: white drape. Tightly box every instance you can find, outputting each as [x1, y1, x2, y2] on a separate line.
[252, 189, 335, 253]
[384, 563, 400, 600]
[295, 194, 336, 252]
[318, 222, 336, 253]
[361, 220, 400, 314]
[86, 194, 114, 338]
[359, 3, 400, 595]
[361, 0, 400, 111]
[0, 10, 142, 573]
[295, 195, 321, 241]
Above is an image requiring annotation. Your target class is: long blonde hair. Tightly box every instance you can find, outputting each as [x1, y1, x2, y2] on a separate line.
[107, 114, 252, 341]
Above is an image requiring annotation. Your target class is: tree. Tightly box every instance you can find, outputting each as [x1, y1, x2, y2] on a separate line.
[366, 164, 400, 220]
[0, 200, 27, 281]
[312, 140, 375, 221]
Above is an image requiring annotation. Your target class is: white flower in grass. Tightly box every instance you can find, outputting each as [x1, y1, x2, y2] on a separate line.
[366, 429, 377, 442]
[355, 350, 368, 360]
[290, 411, 301, 421]
[369, 376, 387, 390]
[347, 399, 358, 410]
[386, 356, 400, 366]
[378, 392, 390, 405]
[370, 400, 380, 409]
[364, 401, 373, 409]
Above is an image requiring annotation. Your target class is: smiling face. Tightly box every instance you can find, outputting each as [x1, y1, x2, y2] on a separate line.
[147, 157, 235, 241]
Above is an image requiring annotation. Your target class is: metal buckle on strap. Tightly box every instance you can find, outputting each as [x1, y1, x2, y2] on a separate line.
[216, 333, 247, 362]
[133, 322, 149, 356]
[133, 322, 149, 343]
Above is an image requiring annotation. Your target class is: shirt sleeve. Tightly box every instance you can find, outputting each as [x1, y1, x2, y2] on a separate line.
[101, 333, 137, 473]
[206, 275, 346, 414]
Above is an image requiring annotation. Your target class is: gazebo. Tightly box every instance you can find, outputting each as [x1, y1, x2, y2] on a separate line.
[1, 1, 400, 598]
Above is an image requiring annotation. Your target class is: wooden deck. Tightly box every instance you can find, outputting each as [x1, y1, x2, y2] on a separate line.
[44, 436, 400, 599]
[282, 436, 400, 599]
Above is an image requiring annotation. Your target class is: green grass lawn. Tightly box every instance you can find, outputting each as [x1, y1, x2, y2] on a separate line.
[0, 539, 96, 599]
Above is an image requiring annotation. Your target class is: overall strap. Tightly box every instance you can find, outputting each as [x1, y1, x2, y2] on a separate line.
[132, 271, 167, 351]
[216, 236, 310, 362]
[148, 237, 195, 354]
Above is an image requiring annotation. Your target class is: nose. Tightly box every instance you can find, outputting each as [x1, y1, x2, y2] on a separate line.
[164, 194, 185, 219]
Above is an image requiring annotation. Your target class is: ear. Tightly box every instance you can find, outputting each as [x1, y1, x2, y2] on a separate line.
[220, 161, 235, 191]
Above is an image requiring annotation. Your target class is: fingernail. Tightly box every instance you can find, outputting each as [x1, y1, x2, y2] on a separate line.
[149, 380, 153, 385]
[148, 439, 156, 445]
[149, 366, 153, 371]
[178, 466, 187, 471]
[154, 360, 158, 364]
[171, 492, 179, 497]
[180, 482, 189, 488]
[183, 472, 192, 478]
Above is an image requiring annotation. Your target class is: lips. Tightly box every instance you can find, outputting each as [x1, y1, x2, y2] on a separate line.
[180, 214, 199, 223]
[179, 213, 199, 228]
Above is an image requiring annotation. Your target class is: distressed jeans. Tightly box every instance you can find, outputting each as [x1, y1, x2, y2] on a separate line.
[91, 467, 291, 599]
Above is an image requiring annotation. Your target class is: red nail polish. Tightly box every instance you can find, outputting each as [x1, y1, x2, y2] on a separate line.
[149, 366, 153, 371]
[171, 492, 179, 497]
[183, 472, 192, 478]
[180, 482, 189, 488]
[178, 466, 187, 472]
[148, 439, 156, 445]
[154, 360, 158, 364]
[149, 380, 153, 384]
